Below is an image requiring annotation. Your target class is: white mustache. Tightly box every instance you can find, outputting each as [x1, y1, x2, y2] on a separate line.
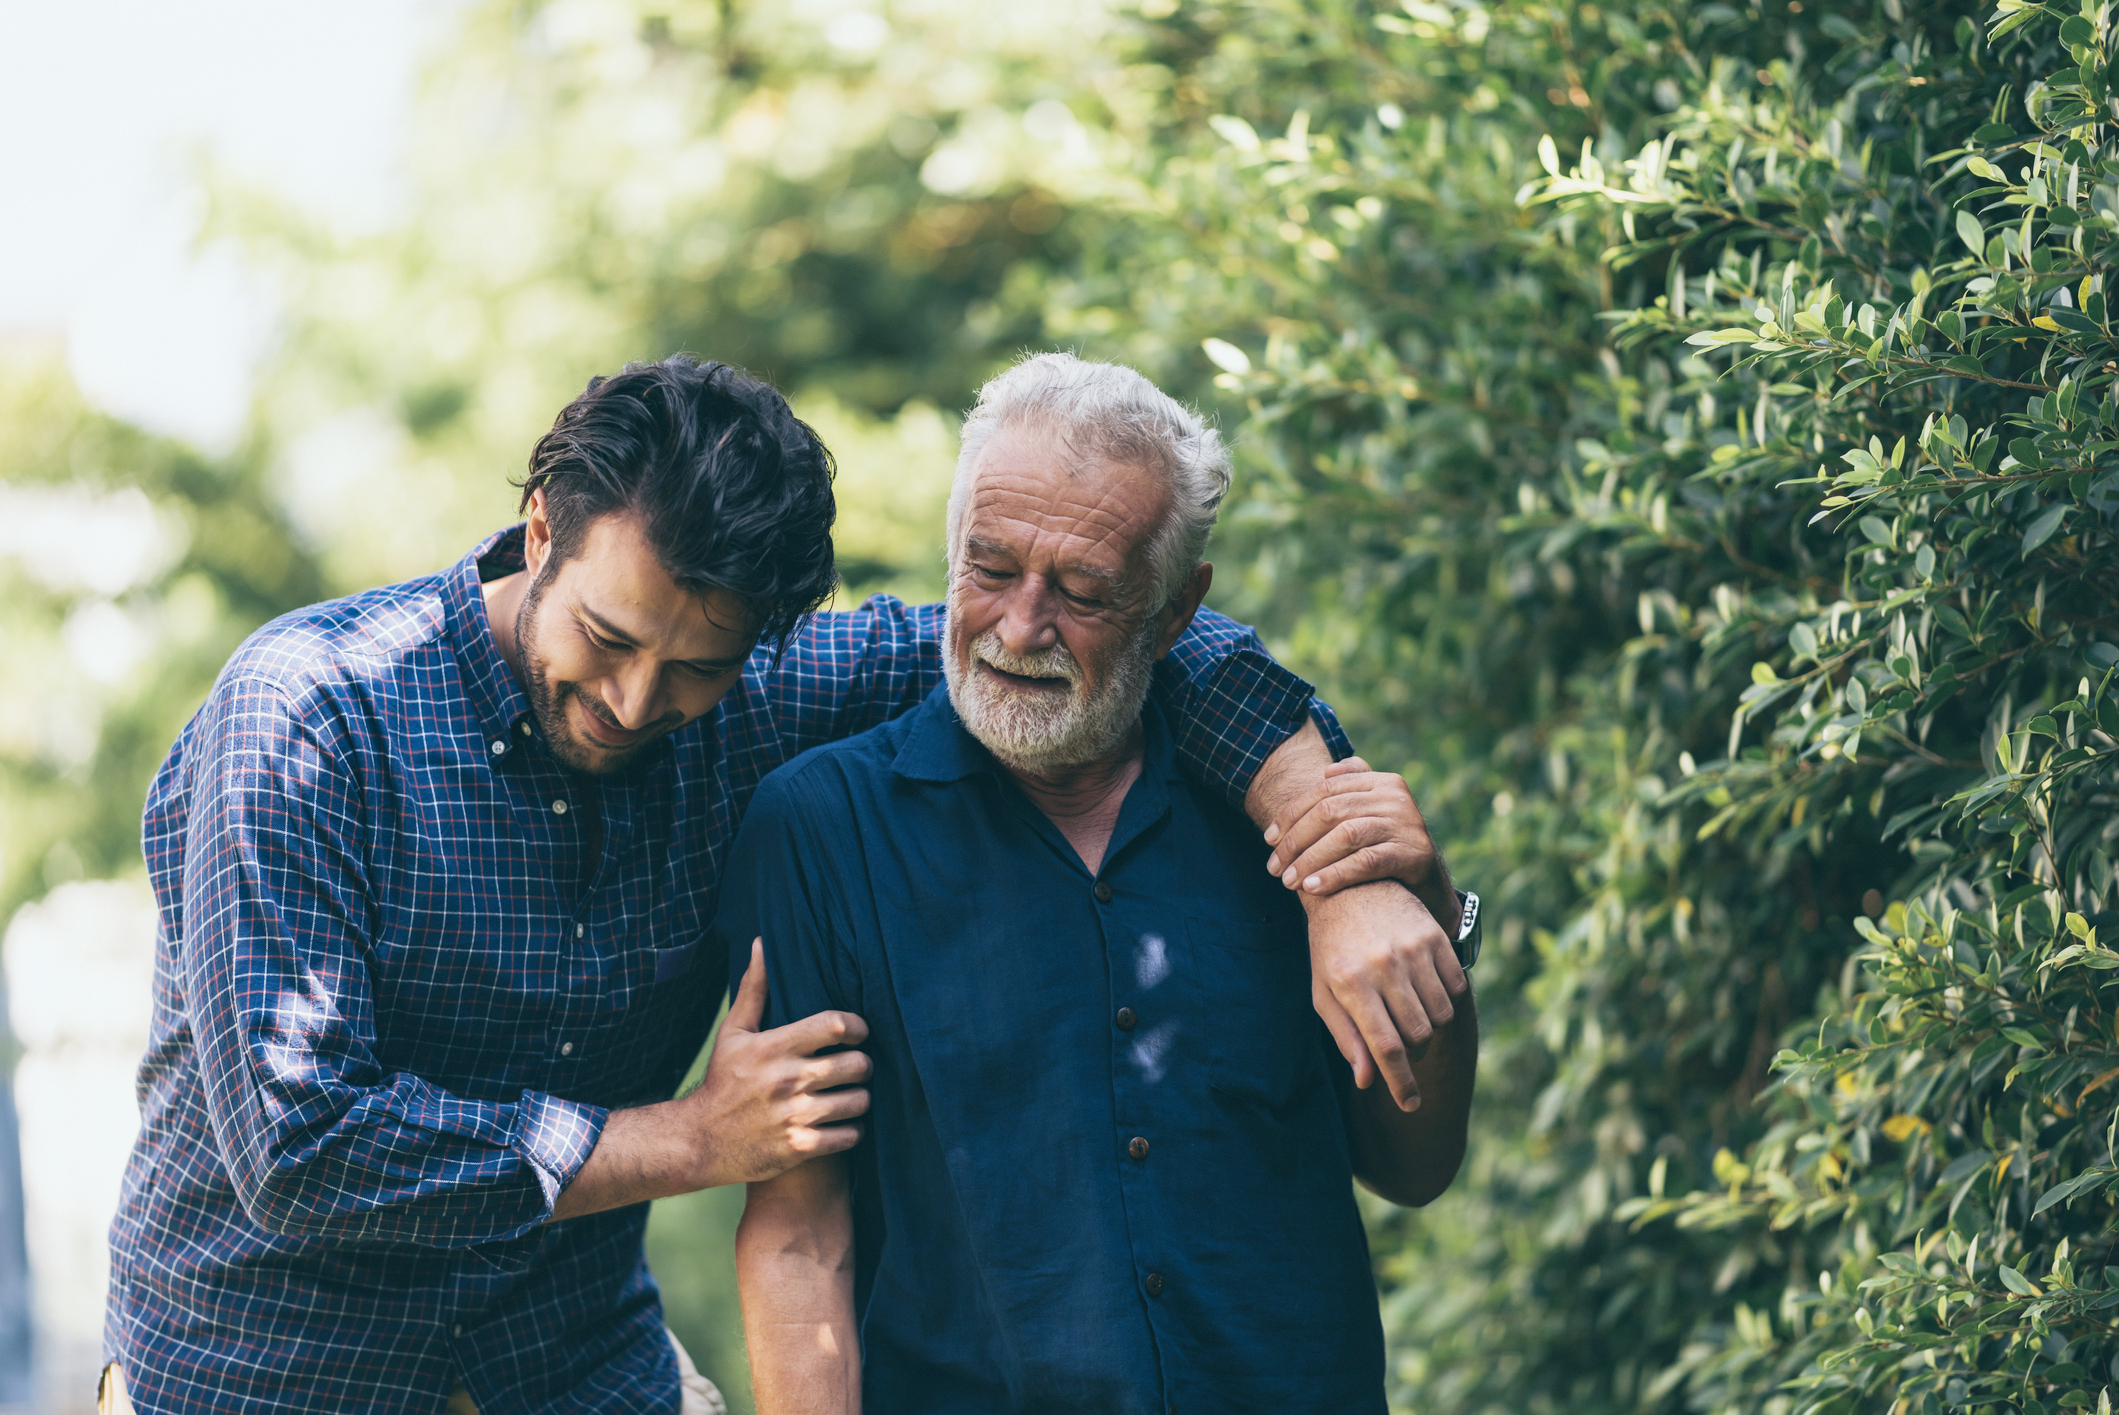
[971, 630, 1081, 686]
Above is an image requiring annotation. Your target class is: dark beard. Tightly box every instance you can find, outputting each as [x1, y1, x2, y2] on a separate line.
[513, 567, 673, 776]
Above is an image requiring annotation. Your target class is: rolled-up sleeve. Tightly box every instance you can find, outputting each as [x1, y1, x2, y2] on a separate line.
[1154, 611, 1354, 805]
[763, 597, 1348, 806]
[183, 675, 606, 1246]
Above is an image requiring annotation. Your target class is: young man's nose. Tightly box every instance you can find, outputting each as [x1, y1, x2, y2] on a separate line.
[604, 661, 666, 729]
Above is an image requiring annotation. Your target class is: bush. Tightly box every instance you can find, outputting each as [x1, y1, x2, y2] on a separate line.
[1537, 0, 2119, 1407]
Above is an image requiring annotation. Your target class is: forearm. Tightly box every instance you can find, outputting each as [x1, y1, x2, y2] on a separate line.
[1246, 721, 1458, 931]
[551, 1099, 718, 1221]
[739, 1161, 861, 1415]
[1348, 986, 1478, 1206]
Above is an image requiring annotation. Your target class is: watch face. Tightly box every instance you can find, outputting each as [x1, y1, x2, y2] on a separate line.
[1455, 891, 1482, 972]
[1456, 890, 1480, 941]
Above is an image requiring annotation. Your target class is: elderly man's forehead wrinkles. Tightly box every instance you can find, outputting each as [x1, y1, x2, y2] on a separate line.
[968, 473, 1160, 557]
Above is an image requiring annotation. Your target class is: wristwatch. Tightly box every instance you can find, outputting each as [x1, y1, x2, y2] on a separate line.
[1452, 889, 1482, 972]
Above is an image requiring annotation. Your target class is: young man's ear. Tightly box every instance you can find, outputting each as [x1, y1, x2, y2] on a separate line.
[524, 488, 553, 576]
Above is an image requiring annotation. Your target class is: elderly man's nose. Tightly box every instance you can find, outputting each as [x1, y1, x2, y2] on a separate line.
[997, 580, 1060, 652]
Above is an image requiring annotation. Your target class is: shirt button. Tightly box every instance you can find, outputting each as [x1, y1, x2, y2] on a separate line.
[575, 923, 585, 938]
[552, 799, 569, 815]
[489, 739, 506, 756]
[1128, 1136, 1150, 1161]
[452, 1323, 464, 1338]
[559, 1041, 574, 1056]
[1115, 1007, 1137, 1032]
[1144, 1272, 1165, 1298]
[1094, 881, 1113, 904]
[519, 721, 532, 737]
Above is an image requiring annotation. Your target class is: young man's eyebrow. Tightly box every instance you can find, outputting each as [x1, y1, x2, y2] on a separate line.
[578, 605, 748, 670]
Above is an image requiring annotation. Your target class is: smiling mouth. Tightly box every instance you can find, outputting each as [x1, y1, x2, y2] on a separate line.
[574, 697, 654, 747]
[979, 662, 1070, 691]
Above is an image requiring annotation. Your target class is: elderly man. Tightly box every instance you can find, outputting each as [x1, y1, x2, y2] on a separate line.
[721, 353, 1481, 1414]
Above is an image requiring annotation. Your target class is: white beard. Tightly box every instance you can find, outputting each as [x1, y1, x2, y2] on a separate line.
[943, 619, 1159, 772]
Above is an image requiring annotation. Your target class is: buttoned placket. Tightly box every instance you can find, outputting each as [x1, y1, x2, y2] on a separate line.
[552, 760, 661, 1068]
[1069, 777, 1182, 1393]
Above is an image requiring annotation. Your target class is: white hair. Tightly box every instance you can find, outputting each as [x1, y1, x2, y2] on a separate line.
[947, 351, 1232, 611]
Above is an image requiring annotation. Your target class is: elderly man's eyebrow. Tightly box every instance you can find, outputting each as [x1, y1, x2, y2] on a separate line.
[965, 535, 1126, 588]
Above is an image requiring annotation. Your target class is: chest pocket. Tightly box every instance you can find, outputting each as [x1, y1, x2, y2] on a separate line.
[1183, 916, 1320, 1114]
[605, 938, 722, 1105]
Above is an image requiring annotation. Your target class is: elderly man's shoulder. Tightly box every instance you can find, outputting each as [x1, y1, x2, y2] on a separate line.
[746, 706, 927, 827]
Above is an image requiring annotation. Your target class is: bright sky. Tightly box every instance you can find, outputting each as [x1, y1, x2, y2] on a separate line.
[0, 0, 459, 451]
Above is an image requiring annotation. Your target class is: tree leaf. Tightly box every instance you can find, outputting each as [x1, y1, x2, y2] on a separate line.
[2024, 502, 2070, 555]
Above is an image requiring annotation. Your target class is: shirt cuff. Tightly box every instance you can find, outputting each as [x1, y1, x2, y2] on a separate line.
[514, 1089, 608, 1213]
[1308, 697, 1354, 762]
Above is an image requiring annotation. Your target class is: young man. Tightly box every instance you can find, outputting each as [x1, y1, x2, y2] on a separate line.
[103, 358, 1462, 1413]
[726, 354, 1480, 1414]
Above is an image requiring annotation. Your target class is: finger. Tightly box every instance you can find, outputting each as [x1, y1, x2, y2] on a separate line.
[1266, 786, 1363, 877]
[1323, 755, 1372, 778]
[1434, 933, 1469, 998]
[724, 941, 768, 1034]
[796, 1049, 875, 1091]
[1261, 780, 1327, 852]
[1313, 977, 1378, 1091]
[1335, 979, 1418, 1108]
[798, 1087, 872, 1126]
[793, 1123, 867, 1160]
[1400, 947, 1455, 1035]
[1288, 825, 1413, 894]
[779, 1008, 872, 1055]
[1297, 851, 1422, 898]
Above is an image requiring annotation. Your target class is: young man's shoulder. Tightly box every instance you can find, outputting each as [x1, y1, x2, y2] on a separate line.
[219, 572, 455, 707]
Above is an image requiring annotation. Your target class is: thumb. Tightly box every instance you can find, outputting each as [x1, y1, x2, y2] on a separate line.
[725, 939, 768, 1034]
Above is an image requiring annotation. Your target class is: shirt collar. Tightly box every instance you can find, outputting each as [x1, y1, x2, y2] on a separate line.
[444, 524, 537, 747]
[893, 680, 1183, 786]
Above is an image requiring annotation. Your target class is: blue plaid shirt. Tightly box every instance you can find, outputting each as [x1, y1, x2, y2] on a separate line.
[105, 526, 1349, 1414]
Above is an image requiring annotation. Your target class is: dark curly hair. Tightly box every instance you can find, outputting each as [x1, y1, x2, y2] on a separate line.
[518, 357, 838, 654]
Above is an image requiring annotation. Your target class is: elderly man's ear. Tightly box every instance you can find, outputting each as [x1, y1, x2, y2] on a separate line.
[1153, 563, 1215, 659]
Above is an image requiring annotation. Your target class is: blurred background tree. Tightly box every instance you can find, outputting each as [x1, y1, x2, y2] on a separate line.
[17, 0, 2119, 1411]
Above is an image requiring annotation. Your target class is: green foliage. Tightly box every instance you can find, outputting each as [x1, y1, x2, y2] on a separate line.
[1521, 0, 2119, 1406]
[0, 356, 325, 922]
[224, 0, 1118, 594]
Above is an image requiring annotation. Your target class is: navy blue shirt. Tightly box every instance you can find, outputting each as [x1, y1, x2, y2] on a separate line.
[718, 685, 1385, 1415]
